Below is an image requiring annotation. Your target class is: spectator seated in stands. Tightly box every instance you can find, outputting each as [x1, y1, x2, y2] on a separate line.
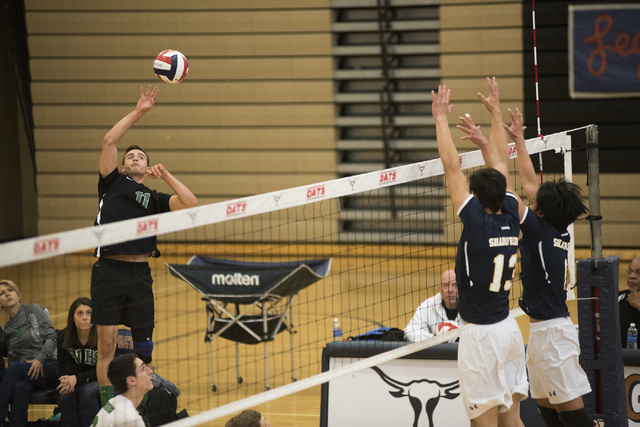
[404, 269, 462, 343]
[91, 353, 153, 427]
[0, 279, 59, 427]
[619, 257, 640, 348]
[57, 297, 101, 427]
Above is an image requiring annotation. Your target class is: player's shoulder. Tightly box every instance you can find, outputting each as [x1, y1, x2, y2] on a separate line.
[521, 207, 564, 237]
[458, 194, 483, 218]
[502, 192, 519, 213]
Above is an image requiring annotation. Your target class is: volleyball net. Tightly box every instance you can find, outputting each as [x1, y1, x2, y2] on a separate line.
[0, 131, 573, 425]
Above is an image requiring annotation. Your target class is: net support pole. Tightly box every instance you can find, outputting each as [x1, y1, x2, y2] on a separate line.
[587, 125, 602, 262]
[577, 125, 626, 426]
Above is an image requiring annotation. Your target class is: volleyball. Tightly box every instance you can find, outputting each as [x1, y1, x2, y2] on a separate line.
[153, 50, 188, 84]
[436, 321, 458, 335]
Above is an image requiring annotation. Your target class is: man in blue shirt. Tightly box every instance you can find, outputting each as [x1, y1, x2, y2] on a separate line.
[432, 81, 527, 427]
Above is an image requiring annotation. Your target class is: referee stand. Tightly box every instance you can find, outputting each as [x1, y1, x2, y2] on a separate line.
[577, 125, 626, 427]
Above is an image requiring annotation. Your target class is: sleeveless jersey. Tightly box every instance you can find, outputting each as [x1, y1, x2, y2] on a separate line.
[518, 207, 571, 320]
[94, 168, 171, 257]
[455, 193, 520, 324]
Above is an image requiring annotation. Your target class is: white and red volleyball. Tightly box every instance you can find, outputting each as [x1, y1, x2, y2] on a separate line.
[153, 50, 188, 84]
[436, 321, 458, 335]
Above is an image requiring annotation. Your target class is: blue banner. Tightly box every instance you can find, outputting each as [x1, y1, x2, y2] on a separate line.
[569, 5, 640, 98]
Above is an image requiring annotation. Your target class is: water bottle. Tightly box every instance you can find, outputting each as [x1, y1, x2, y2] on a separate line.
[628, 323, 638, 349]
[333, 318, 342, 341]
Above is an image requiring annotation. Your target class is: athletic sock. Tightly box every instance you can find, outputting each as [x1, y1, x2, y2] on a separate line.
[100, 385, 115, 406]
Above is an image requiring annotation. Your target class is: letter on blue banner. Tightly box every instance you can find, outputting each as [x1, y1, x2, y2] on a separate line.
[569, 4, 640, 98]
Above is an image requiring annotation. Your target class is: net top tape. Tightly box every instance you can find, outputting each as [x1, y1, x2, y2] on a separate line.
[0, 133, 568, 269]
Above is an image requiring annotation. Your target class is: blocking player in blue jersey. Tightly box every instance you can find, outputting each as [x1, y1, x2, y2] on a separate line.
[460, 78, 594, 427]
[504, 110, 593, 427]
[432, 83, 527, 427]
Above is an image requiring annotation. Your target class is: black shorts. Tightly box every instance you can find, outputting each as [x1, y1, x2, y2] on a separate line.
[90, 258, 155, 329]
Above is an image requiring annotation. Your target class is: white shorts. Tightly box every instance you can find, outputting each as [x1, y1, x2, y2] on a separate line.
[458, 315, 528, 419]
[526, 317, 592, 404]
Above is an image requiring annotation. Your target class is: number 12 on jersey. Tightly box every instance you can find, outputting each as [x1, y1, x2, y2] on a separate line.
[489, 253, 517, 292]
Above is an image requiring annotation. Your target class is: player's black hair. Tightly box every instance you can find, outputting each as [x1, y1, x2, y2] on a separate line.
[107, 353, 138, 394]
[225, 409, 262, 427]
[536, 179, 588, 232]
[122, 145, 149, 165]
[468, 168, 507, 214]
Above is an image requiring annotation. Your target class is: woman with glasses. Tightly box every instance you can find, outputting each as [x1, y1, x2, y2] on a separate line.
[619, 258, 640, 348]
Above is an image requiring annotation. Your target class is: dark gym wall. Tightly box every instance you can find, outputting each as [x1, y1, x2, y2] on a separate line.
[521, 0, 640, 247]
[0, 2, 38, 243]
[522, 0, 640, 173]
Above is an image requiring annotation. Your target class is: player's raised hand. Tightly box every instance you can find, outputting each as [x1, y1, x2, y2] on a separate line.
[431, 85, 453, 121]
[503, 108, 527, 142]
[137, 85, 159, 114]
[477, 77, 501, 115]
[457, 114, 488, 148]
[146, 163, 170, 180]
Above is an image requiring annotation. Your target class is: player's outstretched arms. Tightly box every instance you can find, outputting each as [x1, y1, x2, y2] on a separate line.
[504, 107, 537, 216]
[477, 77, 514, 193]
[432, 85, 469, 213]
[457, 113, 492, 168]
[146, 164, 198, 211]
[100, 85, 159, 177]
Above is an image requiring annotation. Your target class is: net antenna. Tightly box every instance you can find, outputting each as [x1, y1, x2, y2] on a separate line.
[531, 0, 545, 184]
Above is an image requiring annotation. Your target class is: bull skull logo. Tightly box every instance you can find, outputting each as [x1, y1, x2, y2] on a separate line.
[371, 366, 460, 427]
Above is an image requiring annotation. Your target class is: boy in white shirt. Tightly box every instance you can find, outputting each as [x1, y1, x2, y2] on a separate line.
[91, 354, 154, 427]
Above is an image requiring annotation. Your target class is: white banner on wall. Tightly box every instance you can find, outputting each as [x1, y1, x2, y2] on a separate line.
[328, 357, 470, 427]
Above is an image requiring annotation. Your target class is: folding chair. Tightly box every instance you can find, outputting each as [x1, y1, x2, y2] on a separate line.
[166, 256, 332, 391]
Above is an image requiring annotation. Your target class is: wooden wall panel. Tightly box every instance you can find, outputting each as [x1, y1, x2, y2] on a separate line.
[25, 0, 330, 10]
[441, 29, 522, 53]
[28, 35, 333, 57]
[32, 82, 335, 104]
[440, 0, 524, 157]
[34, 128, 336, 150]
[440, 4, 521, 28]
[441, 54, 523, 77]
[573, 174, 640, 198]
[34, 105, 335, 127]
[574, 224, 640, 249]
[36, 151, 336, 173]
[26, 10, 331, 34]
[30, 58, 333, 81]
[26, 1, 336, 235]
[36, 173, 335, 197]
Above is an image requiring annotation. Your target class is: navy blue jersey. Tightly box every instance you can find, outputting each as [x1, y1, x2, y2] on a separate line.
[455, 193, 520, 324]
[518, 207, 570, 320]
[94, 168, 172, 257]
